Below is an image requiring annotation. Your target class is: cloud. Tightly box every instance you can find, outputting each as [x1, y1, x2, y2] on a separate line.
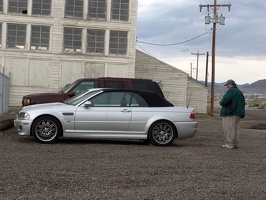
[137, 0, 266, 84]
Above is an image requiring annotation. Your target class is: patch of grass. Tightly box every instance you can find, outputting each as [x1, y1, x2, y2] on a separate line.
[258, 102, 266, 109]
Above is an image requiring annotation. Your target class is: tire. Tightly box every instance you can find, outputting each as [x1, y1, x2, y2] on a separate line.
[32, 116, 61, 144]
[148, 120, 176, 146]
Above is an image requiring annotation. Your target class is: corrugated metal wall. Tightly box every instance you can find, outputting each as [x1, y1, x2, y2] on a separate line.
[0, 67, 10, 114]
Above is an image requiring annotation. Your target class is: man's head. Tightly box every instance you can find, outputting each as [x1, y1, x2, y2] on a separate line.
[224, 79, 236, 89]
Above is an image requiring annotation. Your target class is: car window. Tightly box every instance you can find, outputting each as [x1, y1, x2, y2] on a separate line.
[59, 81, 79, 94]
[65, 89, 101, 106]
[131, 92, 149, 107]
[104, 80, 126, 88]
[72, 81, 99, 95]
[90, 91, 148, 107]
[91, 91, 129, 107]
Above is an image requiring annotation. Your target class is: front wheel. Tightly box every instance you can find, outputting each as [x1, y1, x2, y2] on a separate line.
[148, 120, 176, 146]
[32, 116, 61, 143]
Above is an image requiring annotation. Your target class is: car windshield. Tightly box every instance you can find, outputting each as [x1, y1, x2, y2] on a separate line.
[64, 89, 102, 106]
[58, 81, 78, 94]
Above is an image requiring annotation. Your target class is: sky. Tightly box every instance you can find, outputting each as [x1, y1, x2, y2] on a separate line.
[136, 0, 266, 84]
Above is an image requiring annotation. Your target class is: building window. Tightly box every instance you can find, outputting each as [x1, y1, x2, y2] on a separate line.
[0, 0, 3, 12]
[7, 24, 26, 49]
[65, 0, 83, 18]
[109, 31, 127, 55]
[8, 0, 28, 14]
[31, 25, 50, 51]
[87, 29, 105, 54]
[111, 0, 129, 21]
[64, 27, 82, 53]
[32, 0, 51, 16]
[88, 0, 106, 20]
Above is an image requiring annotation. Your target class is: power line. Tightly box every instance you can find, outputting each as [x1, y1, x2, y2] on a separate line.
[136, 43, 152, 56]
[191, 50, 205, 80]
[136, 31, 209, 46]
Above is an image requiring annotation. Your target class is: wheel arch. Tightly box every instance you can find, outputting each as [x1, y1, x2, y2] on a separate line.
[30, 114, 63, 137]
[148, 119, 178, 139]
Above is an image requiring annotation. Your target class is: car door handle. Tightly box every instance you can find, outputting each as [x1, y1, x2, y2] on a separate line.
[121, 109, 131, 113]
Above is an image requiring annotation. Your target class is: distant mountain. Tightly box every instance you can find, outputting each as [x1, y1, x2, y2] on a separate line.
[237, 79, 266, 94]
[201, 79, 266, 94]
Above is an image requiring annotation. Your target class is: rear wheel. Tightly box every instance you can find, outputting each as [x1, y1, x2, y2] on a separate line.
[32, 116, 61, 143]
[148, 120, 176, 146]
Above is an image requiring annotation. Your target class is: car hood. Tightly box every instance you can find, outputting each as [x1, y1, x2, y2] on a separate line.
[23, 92, 63, 98]
[19, 102, 78, 121]
[22, 92, 69, 106]
[21, 102, 69, 112]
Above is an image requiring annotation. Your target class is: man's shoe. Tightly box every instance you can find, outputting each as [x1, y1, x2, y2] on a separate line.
[222, 144, 234, 149]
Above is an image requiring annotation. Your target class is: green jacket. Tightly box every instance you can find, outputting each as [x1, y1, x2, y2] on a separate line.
[220, 86, 245, 117]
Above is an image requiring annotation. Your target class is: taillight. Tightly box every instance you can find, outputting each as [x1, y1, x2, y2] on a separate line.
[190, 112, 195, 119]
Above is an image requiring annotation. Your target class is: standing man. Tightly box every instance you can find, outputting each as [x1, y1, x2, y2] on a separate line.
[220, 79, 245, 149]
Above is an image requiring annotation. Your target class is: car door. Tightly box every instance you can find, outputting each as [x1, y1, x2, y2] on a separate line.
[74, 91, 132, 136]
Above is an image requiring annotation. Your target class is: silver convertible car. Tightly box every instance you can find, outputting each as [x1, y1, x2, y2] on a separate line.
[14, 88, 198, 146]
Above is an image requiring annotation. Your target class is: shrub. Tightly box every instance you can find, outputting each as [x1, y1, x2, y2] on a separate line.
[258, 102, 266, 109]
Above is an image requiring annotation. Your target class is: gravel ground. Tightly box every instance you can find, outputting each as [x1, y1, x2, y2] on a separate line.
[0, 108, 265, 199]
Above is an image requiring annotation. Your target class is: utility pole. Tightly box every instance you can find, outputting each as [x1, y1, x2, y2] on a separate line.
[190, 63, 193, 78]
[191, 50, 205, 80]
[205, 51, 209, 87]
[199, 0, 231, 116]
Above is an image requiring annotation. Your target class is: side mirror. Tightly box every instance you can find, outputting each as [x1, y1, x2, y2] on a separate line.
[68, 92, 75, 97]
[84, 101, 93, 108]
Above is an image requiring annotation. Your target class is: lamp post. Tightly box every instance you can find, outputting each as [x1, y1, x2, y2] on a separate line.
[199, 0, 231, 116]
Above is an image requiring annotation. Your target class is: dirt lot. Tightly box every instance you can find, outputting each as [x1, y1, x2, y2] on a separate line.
[0, 108, 265, 199]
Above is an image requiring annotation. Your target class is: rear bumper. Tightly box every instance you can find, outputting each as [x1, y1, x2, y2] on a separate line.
[174, 121, 198, 138]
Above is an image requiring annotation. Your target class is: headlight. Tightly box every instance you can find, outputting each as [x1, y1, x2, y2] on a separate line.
[23, 98, 30, 106]
[18, 112, 31, 120]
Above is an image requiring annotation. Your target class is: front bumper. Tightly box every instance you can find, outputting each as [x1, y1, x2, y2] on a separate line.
[14, 119, 32, 136]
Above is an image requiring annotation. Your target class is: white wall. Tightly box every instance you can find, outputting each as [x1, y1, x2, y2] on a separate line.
[135, 50, 208, 113]
[0, 0, 138, 106]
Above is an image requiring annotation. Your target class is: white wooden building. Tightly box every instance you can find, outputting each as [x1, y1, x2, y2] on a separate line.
[1, 0, 208, 113]
[135, 50, 208, 113]
[0, 0, 138, 106]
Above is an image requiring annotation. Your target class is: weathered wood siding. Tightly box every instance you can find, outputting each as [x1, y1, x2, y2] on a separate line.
[0, 0, 138, 106]
[135, 50, 208, 113]
[135, 50, 188, 106]
[187, 79, 208, 113]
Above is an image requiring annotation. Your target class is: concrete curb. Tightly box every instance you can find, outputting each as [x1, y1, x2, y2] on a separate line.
[0, 118, 14, 131]
[0, 111, 17, 131]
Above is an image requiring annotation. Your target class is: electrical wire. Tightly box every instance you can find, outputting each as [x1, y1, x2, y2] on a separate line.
[136, 43, 152, 56]
[136, 31, 209, 46]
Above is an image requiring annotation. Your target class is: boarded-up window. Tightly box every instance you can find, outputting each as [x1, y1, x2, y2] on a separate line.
[7, 24, 26, 49]
[0, 0, 3, 12]
[87, 29, 105, 54]
[111, 0, 129, 21]
[8, 0, 28, 14]
[0, 23, 1, 48]
[31, 25, 50, 51]
[65, 0, 83, 18]
[32, 0, 51, 16]
[109, 31, 127, 55]
[88, 0, 106, 20]
[64, 27, 82, 53]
